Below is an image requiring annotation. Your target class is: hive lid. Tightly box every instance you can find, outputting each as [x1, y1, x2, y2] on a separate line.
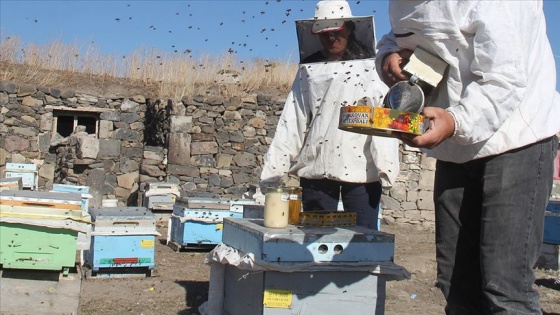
[175, 197, 231, 210]
[89, 206, 155, 220]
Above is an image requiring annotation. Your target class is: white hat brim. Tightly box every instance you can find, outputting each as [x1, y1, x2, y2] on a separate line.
[311, 19, 346, 34]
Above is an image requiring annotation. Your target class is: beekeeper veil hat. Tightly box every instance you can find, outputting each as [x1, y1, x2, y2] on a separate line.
[296, 0, 376, 63]
[312, 0, 353, 34]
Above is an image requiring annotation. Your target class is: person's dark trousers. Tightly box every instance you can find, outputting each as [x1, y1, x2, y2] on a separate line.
[299, 177, 382, 230]
[434, 136, 558, 315]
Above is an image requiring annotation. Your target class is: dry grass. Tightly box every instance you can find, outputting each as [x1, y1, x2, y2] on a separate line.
[0, 36, 297, 98]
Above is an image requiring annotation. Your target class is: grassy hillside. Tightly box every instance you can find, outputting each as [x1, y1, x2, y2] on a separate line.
[0, 36, 296, 98]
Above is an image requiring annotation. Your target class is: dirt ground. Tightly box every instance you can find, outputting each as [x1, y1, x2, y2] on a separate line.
[78, 220, 560, 315]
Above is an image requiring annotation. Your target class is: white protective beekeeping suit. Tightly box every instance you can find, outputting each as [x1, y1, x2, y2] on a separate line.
[260, 2, 400, 191]
[375, 1, 560, 163]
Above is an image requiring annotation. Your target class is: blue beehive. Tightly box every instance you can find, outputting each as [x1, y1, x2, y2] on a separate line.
[87, 207, 159, 275]
[544, 199, 560, 245]
[169, 197, 252, 248]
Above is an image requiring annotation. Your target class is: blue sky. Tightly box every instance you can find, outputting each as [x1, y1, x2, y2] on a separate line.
[1, 0, 559, 90]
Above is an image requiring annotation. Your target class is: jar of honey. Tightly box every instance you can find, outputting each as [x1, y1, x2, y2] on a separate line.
[263, 187, 290, 228]
[286, 186, 302, 225]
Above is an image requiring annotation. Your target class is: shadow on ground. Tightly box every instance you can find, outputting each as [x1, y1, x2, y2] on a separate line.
[536, 277, 560, 291]
[176, 280, 209, 315]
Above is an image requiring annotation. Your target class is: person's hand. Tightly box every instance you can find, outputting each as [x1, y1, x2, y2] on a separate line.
[380, 49, 413, 87]
[396, 107, 456, 149]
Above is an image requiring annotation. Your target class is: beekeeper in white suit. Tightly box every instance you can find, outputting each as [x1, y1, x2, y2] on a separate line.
[259, 0, 399, 230]
[376, 1, 560, 313]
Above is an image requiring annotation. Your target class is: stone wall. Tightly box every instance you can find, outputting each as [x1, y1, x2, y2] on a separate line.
[0, 80, 436, 227]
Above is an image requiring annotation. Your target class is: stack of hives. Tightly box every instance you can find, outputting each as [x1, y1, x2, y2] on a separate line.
[201, 217, 410, 315]
[141, 182, 180, 212]
[0, 190, 90, 275]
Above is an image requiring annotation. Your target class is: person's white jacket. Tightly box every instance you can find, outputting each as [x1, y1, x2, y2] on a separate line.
[376, 0, 560, 163]
[260, 59, 400, 190]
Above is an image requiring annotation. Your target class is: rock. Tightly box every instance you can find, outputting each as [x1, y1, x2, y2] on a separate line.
[132, 95, 145, 103]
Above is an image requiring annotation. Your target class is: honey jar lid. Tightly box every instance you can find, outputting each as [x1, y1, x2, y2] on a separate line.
[283, 186, 302, 193]
[266, 187, 291, 193]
